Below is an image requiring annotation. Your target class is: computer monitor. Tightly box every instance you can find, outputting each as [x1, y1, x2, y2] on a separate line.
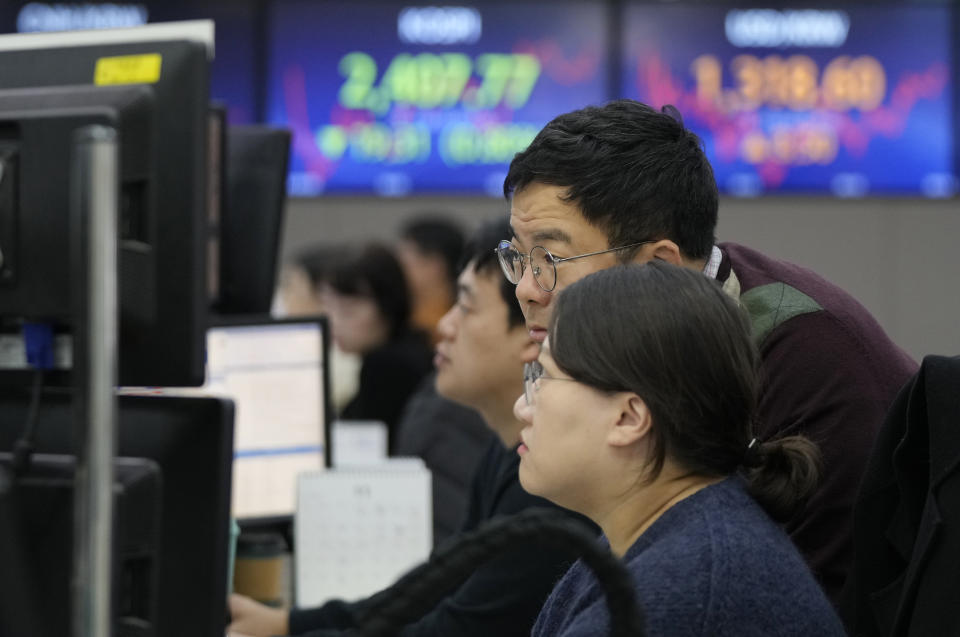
[216, 125, 291, 315]
[0, 453, 161, 637]
[0, 392, 235, 637]
[205, 316, 331, 522]
[0, 22, 211, 386]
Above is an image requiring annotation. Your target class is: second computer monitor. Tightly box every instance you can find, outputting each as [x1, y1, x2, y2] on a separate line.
[0, 392, 235, 637]
[216, 125, 291, 315]
[206, 316, 331, 521]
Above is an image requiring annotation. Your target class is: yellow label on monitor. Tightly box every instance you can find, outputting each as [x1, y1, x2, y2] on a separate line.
[93, 54, 162, 86]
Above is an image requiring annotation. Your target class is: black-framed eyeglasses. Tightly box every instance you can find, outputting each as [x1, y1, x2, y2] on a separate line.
[496, 239, 655, 292]
[523, 361, 578, 406]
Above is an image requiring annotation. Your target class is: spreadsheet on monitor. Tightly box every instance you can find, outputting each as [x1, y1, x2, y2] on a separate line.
[205, 319, 329, 520]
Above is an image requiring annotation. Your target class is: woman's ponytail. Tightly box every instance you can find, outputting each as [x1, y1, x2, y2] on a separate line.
[742, 435, 822, 523]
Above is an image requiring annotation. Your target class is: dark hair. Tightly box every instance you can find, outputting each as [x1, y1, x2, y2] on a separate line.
[327, 244, 412, 339]
[347, 509, 645, 637]
[400, 216, 466, 287]
[549, 262, 820, 522]
[458, 218, 524, 329]
[291, 245, 346, 288]
[504, 99, 718, 260]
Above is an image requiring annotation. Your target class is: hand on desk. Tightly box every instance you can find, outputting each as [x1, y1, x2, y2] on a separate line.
[228, 593, 289, 637]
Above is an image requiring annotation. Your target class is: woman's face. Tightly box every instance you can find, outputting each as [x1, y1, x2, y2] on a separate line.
[274, 265, 324, 317]
[322, 287, 390, 355]
[515, 338, 619, 512]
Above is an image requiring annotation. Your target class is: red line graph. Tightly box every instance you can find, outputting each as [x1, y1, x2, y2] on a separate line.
[283, 65, 335, 181]
[514, 38, 602, 86]
[636, 53, 949, 188]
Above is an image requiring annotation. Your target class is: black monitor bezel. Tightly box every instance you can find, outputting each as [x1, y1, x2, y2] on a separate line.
[0, 390, 235, 637]
[215, 125, 291, 316]
[0, 35, 209, 387]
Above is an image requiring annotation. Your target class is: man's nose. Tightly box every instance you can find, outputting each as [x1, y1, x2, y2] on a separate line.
[514, 260, 551, 309]
[436, 306, 456, 340]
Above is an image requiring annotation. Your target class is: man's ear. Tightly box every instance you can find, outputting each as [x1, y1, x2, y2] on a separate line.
[633, 239, 683, 266]
[607, 395, 653, 447]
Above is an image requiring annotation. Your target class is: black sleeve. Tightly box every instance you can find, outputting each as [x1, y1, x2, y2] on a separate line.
[290, 443, 595, 637]
[288, 440, 503, 636]
[382, 508, 578, 637]
[288, 600, 365, 635]
[291, 507, 581, 637]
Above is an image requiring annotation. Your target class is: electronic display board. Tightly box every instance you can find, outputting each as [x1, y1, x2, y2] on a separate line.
[266, 1, 608, 196]
[623, 4, 956, 197]
[145, 0, 259, 124]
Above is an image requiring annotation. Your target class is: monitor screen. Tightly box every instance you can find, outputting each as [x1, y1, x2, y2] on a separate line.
[266, 0, 609, 196]
[206, 318, 330, 520]
[622, 4, 957, 197]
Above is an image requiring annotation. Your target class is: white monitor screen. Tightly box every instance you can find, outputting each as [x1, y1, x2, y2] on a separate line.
[205, 319, 328, 519]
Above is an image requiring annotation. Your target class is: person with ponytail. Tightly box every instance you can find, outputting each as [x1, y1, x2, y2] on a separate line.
[516, 262, 845, 636]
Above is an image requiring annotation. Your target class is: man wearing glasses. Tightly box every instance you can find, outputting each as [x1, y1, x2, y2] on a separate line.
[497, 99, 917, 605]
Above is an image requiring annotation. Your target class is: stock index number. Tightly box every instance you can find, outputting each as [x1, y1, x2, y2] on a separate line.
[691, 53, 887, 112]
[338, 51, 542, 114]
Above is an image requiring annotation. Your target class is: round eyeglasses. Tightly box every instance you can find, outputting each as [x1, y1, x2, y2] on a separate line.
[523, 361, 579, 406]
[496, 239, 655, 292]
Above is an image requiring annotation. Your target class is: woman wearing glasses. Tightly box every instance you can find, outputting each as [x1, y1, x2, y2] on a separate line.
[516, 262, 845, 636]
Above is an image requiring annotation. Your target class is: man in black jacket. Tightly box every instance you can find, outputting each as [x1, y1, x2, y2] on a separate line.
[228, 219, 593, 637]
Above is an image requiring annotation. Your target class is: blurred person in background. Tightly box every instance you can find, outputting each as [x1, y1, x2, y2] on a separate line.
[322, 243, 433, 450]
[394, 220, 518, 545]
[272, 245, 361, 413]
[273, 248, 329, 317]
[396, 216, 464, 345]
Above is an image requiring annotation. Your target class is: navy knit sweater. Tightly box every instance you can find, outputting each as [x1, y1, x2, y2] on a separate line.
[533, 477, 846, 637]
